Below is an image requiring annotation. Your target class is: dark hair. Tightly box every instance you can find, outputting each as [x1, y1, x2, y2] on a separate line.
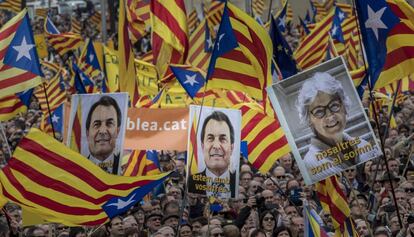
[85, 96, 122, 131]
[273, 226, 293, 237]
[259, 210, 277, 229]
[249, 229, 267, 237]
[200, 111, 234, 144]
[69, 227, 85, 237]
[26, 226, 45, 237]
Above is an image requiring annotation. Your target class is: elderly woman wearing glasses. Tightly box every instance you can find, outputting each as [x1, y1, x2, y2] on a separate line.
[297, 72, 377, 181]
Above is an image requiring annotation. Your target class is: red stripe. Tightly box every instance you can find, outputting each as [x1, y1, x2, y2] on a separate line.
[18, 138, 157, 191]
[190, 119, 198, 168]
[0, 17, 21, 43]
[221, 50, 250, 65]
[248, 121, 280, 149]
[80, 217, 109, 226]
[212, 68, 261, 89]
[131, 150, 146, 176]
[0, 99, 23, 114]
[54, 39, 82, 53]
[382, 46, 414, 70]
[241, 114, 262, 139]
[0, 69, 37, 89]
[2, 166, 103, 215]
[196, 53, 210, 69]
[388, 1, 407, 19]
[144, 163, 158, 174]
[10, 158, 129, 204]
[251, 136, 288, 169]
[189, 25, 204, 46]
[297, 39, 327, 63]
[152, 1, 188, 55]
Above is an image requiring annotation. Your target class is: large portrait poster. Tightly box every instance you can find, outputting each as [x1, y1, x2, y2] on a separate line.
[186, 105, 241, 198]
[267, 57, 382, 185]
[67, 93, 128, 175]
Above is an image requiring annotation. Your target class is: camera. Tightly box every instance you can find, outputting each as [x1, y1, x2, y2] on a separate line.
[384, 204, 396, 213]
[289, 187, 303, 206]
[408, 214, 414, 224]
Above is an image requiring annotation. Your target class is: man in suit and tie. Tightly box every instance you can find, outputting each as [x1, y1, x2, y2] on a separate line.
[86, 95, 122, 174]
[188, 111, 237, 198]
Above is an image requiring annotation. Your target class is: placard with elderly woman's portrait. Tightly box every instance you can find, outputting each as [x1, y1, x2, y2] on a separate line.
[267, 57, 382, 185]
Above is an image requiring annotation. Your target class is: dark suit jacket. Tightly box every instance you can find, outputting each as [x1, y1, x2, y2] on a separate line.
[188, 169, 236, 197]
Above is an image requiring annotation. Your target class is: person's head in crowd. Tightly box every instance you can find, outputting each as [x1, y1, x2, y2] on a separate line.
[248, 228, 266, 237]
[162, 214, 179, 229]
[210, 216, 224, 227]
[284, 205, 299, 219]
[123, 215, 138, 234]
[370, 162, 384, 177]
[175, 158, 186, 175]
[264, 178, 277, 192]
[241, 164, 252, 173]
[394, 188, 409, 209]
[381, 172, 401, 192]
[350, 196, 368, 219]
[247, 180, 262, 196]
[387, 158, 400, 175]
[85, 95, 122, 162]
[146, 212, 162, 234]
[388, 128, 398, 139]
[286, 178, 300, 191]
[106, 216, 124, 237]
[279, 153, 293, 173]
[223, 224, 240, 237]
[164, 200, 180, 215]
[272, 166, 286, 182]
[273, 226, 293, 237]
[208, 226, 224, 237]
[167, 186, 183, 200]
[389, 213, 400, 234]
[89, 226, 107, 237]
[179, 223, 192, 237]
[240, 171, 253, 189]
[191, 216, 207, 236]
[290, 216, 305, 237]
[320, 211, 334, 232]
[68, 227, 86, 237]
[157, 225, 175, 237]
[131, 206, 145, 226]
[26, 226, 46, 237]
[261, 189, 276, 207]
[408, 118, 414, 132]
[373, 227, 390, 237]
[151, 200, 162, 213]
[242, 211, 258, 233]
[398, 124, 410, 137]
[259, 210, 276, 235]
[297, 72, 351, 146]
[253, 173, 265, 184]
[200, 111, 235, 177]
[355, 219, 370, 237]
[401, 181, 414, 200]
[344, 167, 357, 183]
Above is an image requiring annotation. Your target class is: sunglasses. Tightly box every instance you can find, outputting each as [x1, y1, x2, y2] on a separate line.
[405, 188, 414, 193]
[276, 175, 286, 179]
[264, 217, 274, 222]
[345, 169, 356, 173]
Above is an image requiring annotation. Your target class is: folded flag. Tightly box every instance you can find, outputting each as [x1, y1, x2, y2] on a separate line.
[0, 89, 33, 122]
[170, 64, 205, 98]
[0, 128, 171, 225]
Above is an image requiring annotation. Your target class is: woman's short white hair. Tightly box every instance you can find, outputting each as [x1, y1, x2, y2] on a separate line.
[296, 72, 351, 124]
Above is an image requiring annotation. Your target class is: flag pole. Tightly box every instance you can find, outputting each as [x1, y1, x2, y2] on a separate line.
[267, 0, 274, 22]
[42, 83, 57, 139]
[351, 0, 403, 228]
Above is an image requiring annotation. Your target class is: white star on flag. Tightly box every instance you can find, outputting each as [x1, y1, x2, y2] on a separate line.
[217, 33, 225, 51]
[12, 37, 35, 62]
[184, 74, 198, 86]
[331, 25, 338, 36]
[51, 114, 60, 123]
[338, 12, 345, 21]
[107, 194, 136, 210]
[206, 36, 213, 50]
[278, 16, 286, 29]
[365, 5, 388, 40]
[89, 54, 94, 62]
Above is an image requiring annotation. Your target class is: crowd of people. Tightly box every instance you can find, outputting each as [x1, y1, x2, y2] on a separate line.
[0, 2, 413, 237]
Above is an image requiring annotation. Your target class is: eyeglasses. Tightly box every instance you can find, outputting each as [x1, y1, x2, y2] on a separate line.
[345, 169, 356, 173]
[263, 217, 274, 222]
[310, 99, 342, 119]
[276, 175, 286, 179]
[405, 188, 414, 193]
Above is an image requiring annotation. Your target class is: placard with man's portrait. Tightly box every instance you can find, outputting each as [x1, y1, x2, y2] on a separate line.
[186, 105, 241, 198]
[67, 93, 128, 175]
[267, 57, 382, 185]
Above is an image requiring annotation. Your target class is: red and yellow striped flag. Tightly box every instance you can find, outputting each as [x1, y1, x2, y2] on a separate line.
[71, 18, 82, 34]
[123, 150, 160, 176]
[316, 176, 358, 237]
[294, 11, 334, 69]
[188, 110, 198, 174]
[0, 10, 43, 98]
[345, 30, 359, 71]
[126, 0, 150, 43]
[234, 103, 290, 174]
[151, 0, 189, 77]
[0, 0, 21, 13]
[35, 8, 48, 19]
[0, 128, 170, 226]
[187, 19, 211, 72]
[188, 9, 200, 33]
[44, 17, 83, 56]
[0, 90, 32, 122]
[207, 2, 273, 102]
[119, 0, 139, 105]
[350, 67, 366, 88]
[252, 0, 265, 16]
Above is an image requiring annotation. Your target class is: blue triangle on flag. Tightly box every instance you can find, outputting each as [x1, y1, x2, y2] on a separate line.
[50, 104, 64, 134]
[85, 40, 101, 71]
[206, 4, 238, 80]
[4, 14, 43, 77]
[17, 89, 34, 107]
[170, 66, 205, 98]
